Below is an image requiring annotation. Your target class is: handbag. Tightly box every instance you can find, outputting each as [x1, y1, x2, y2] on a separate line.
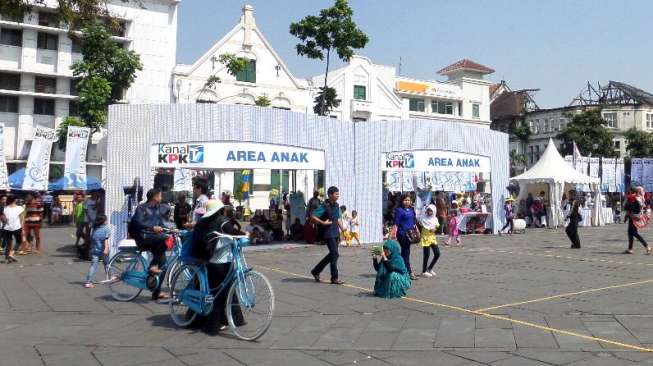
[406, 225, 421, 244]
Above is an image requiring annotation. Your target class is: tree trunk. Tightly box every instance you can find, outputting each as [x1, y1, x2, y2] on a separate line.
[319, 48, 331, 116]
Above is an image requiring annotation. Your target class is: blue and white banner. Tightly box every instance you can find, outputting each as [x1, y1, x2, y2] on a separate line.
[643, 158, 653, 192]
[616, 158, 625, 193]
[631, 158, 643, 186]
[151, 141, 325, 170]
[564, 155, 574, 168]
[576, 156, 589, 175]
[386, 171, 402, 192]
[63, 126, 90, 190]
[0, 124, 9, 190]
[601, 157, 616, 193]
[382, 150, 491, 173]
[589, 157, 600, 178]
[23, 126, 57, 191]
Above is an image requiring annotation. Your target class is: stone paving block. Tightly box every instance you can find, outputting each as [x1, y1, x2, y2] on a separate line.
[303, 350, 378, 365]
[490, 355, 552, 365]
[434, 317, 475, 348]
[172, 349, 244, 366]
[224, 349, 332, 366]
[512, 325, 558, 349]
[474, 328, 516, 349]
[370, 350, 484, 365]
[512, 350, 591, 365]
[583, 320, 642, 347]
[445, 350, 513, 364]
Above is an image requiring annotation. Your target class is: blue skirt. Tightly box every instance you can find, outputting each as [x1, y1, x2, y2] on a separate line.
[374, 272, 411, 299]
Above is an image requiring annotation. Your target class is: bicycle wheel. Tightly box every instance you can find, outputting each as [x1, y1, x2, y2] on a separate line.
[226, 270, 275, 341]
[169, 264, 201, 327]
[107, 251, 146, 302]
[165, 259, 181, 291]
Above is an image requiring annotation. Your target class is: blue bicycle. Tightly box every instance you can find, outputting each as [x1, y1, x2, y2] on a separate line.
[107, 228, 189, 302]
[169, 233, 275, 341]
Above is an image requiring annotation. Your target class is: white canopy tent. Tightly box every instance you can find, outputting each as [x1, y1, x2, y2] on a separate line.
[511, 139, 600, 228]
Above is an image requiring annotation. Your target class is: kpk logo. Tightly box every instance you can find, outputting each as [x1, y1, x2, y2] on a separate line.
[385, 152, 415, 169]
[158, 144, 204, 164]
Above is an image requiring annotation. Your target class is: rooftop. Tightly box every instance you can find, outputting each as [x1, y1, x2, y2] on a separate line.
[437, 59, 495, 75]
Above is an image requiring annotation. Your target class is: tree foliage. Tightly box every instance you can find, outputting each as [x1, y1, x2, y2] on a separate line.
[313, 87, 341, 116]
[290, 0, 368, 115]
[55, 116, 86, 150]
[0, 0, 142, 31]
[255, 95, 271, 107]
[556, 109, 617, 157]
[200, 53, 249, 101]
[624, 128, 653, 158]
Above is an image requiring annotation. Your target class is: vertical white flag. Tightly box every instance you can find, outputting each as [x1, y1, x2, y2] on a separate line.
[63, 126, 91, 190]
[0, 124, 9, 190]
[23, 126, 57, 191]
[173, 168, 193, 192]
[616, 158, 625, 192]
[631, 158, 643, 186]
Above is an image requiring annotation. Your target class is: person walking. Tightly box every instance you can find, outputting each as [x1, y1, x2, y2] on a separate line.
[419, 204, 440, 277]
[73, 194, 86, 258]
[2, 196, 22, 263]
[623, 189, 651, 254]
[435, 193, 448, 235]
[393, 193, 419, 281]
[0, 195, 6, 254]
[500, 197, 515, 234]
[84, 215, 111, 288]
[566, 201, 582, 249]
[82, 192, 99, 259]
[21, 192, 43, 255]
[310, 186, 346, 285]
[444, 201, 462, 246]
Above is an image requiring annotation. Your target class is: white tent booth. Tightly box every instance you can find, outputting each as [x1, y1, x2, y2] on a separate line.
[511, 139, 601, 228]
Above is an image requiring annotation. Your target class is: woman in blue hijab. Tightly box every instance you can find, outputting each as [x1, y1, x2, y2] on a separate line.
[372, 239, 411, 298]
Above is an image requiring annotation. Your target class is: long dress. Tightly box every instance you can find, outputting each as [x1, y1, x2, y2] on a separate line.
[373, 240, 411, 298]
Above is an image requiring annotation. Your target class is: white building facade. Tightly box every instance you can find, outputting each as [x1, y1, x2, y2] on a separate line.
[0, 0, 179, 180]
[172, 5, 312, 113]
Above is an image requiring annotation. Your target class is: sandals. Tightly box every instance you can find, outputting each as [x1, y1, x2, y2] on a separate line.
[623, 250, 634, 254]
[84, 283, 95, 288]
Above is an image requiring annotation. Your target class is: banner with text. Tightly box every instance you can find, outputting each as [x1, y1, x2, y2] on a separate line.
[643, 159, 653, 192]
[23, 127, 57, 190]
[63, 126, 91, 190]
[151, 142, 325, 170]
[381, 150, 491, 173]
[601, 157, 616, 193]
[0, 124, 9, 190]
[616, 158, 625, 192]
[589, 157, 600, 178]
[173, 168, 193, 192]
[576, 156, 589, 176]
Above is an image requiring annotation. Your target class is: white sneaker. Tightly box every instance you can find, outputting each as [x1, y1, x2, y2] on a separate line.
[422, 272, 433, 277]
[429, 270, 437, 277]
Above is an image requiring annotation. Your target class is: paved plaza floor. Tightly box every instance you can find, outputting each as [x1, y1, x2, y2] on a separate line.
[3, 225, 653, 365]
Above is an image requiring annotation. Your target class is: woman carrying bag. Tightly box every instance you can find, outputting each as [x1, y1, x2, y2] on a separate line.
[392, 193, 420, 281]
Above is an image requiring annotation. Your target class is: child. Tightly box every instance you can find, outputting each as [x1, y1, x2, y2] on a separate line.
[84, 214, 111, 288]
[419, 205, 440, 277]
[348, 210, 361, 246]
[445, 201, 462, 246]
[339, 205, 351, 246]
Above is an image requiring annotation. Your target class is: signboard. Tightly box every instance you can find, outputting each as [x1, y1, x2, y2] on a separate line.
[151, 142, 325, 170]
[63, 126, 91, 190]
[381, 150, 490, 173]
[0, 124, 9, 190]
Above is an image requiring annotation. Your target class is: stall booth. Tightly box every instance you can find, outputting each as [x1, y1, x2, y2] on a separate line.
[381, 150, 493, 234]
[149, 141, 326, 240]
[510, 139, 601, 228]
[106, 104, 510, 247]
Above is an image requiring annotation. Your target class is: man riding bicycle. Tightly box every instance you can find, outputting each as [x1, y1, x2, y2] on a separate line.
[128, 188, 172, 300]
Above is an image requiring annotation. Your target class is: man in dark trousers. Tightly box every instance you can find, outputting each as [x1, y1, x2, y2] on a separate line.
[310, 186, 345, 285]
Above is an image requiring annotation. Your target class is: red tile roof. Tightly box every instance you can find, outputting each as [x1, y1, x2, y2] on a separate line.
[489, 83, 502, 97]
[437, 59, 495, 75]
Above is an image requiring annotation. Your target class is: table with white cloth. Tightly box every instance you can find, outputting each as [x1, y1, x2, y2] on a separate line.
[457, 212, 492, 233]
[602, 207, 614, 224]
[579, 208, 592, 227]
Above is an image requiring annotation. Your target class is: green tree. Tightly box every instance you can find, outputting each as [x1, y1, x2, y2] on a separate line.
[624, 128, 653, 158]
[509, 149, 527, 175]
[312, 87, 340, 116]
[71, 24, 142, 134]
[1, 0, 141, 31]
[198, 53, 249, 101]
[290, 0, 368, 116]
[557, 109, 616, 157]
[255, 95, 271, 107]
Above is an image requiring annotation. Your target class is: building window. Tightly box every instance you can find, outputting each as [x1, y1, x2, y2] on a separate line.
[431, 100, 453, 115]
[0, 72, 20, 90]
[458, 102, 462, 116]
[353, 85, 366, 100]
[0, 28, 22, 46]
[236, 60, 256, 83]
[409, 98, 425, 112]
[543, 119, 549, 132]
[37, 32, 58, 50]
[70, 79, 79, 96]
[71, 37, 82, 53]
[34, 98, 55, 115]
[614, 140, 621, 150]
[352, 117, 367, 122]
[35, 76, 57, 94]
[38, 12, 59, 28]
[529, 146, 534, 164]
[69, 101, 79, 117]
[603, 112, 618, 128]
[647, 113, 653, 129]
[559, 118, 566, 131]
[534, 145, 540, 161]
[472, 103, 480, 118]
[0, 96, 19, 113]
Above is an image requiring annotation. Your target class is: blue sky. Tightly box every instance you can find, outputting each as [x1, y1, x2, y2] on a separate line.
[176, 1, 653, 108]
